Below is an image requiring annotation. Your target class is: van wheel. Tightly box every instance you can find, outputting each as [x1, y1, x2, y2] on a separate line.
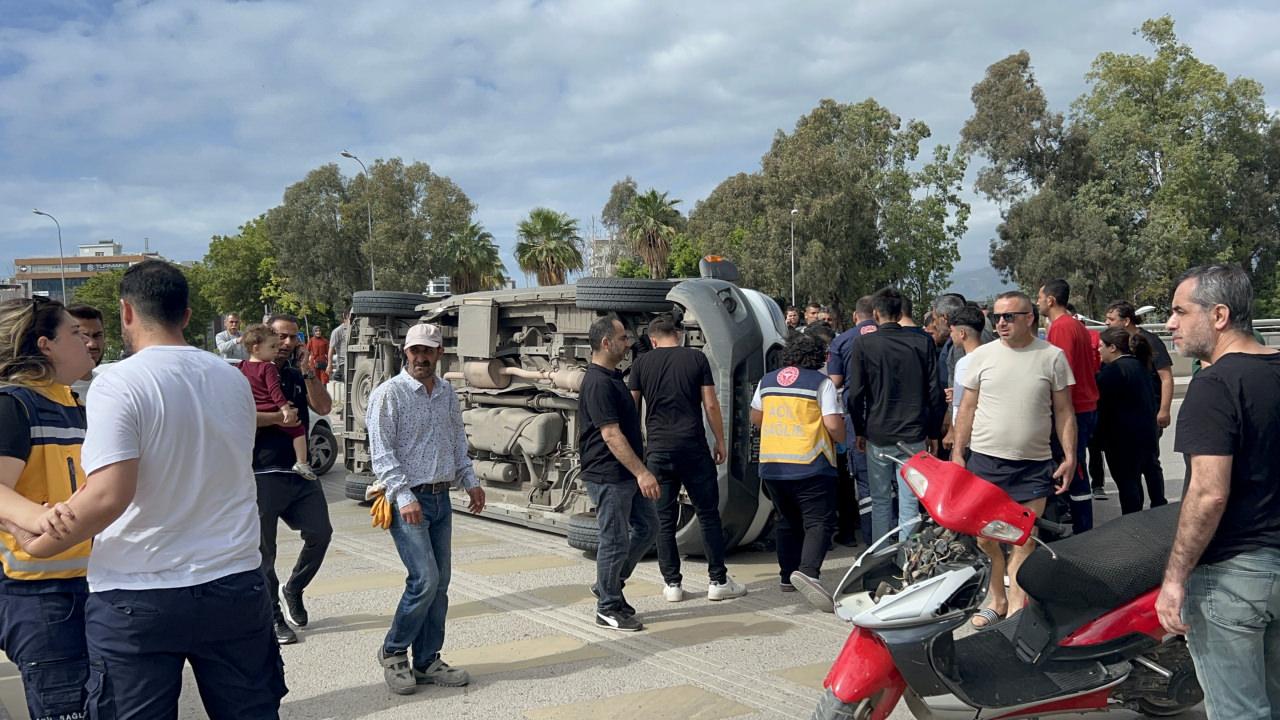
[345, 475, 374, 504]
[566, 512, 599, 556]
[575, 277, 676, 313]
[350, 291, 428, 318]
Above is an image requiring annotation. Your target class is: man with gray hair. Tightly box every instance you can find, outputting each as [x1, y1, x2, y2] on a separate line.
[1156, 265, 1280, 719]
[216, 312, 247, 360]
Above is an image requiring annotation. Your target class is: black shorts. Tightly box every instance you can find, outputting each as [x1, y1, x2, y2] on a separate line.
[968, 451, 1056, 503]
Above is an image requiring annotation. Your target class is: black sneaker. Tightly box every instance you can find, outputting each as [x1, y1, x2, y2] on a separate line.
[589, 584, 636, 617]
[279, 586, 308, 627]
[274, 616, 298, 645]
[595, 609, 643, 632]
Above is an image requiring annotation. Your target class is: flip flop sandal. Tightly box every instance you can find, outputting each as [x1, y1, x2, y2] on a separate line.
[970, 607, 1004, 629]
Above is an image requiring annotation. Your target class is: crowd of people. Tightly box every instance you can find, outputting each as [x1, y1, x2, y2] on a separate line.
[0, 258, 1275, 718]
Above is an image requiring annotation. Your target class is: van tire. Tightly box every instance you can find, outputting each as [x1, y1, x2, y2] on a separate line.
[350, 291, 428, 318]
[345, 474, 374, 504]
[566, 512, 599, 556]
[575, 277, 675, 313]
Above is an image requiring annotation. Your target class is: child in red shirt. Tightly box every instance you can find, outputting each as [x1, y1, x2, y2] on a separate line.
[238, 324, 317, 480]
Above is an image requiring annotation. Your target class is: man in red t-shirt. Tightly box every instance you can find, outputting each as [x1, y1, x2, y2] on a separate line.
[1038, 280, 1098, 533]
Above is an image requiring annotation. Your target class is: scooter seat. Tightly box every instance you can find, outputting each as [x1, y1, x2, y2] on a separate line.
[1019, 503, 1180, 613]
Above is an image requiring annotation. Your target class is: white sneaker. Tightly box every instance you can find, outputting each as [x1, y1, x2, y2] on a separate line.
[663, 583, 685, 602]
[707, 576, 747, 601]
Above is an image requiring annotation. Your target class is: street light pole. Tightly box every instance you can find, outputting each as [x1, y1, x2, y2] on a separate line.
[789, 208, 798, 308]
[340, 151, 377, 291]
[32, 209, 67, 302]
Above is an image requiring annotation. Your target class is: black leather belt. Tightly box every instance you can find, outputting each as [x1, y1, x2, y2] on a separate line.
[413, 482, 452, 495]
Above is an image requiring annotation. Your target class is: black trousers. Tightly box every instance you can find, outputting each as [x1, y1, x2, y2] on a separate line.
[1140, 445, 1168, 508]
[1088, 430, 1107, 491]
[1105, 446, 1146, 514]
[765, 475, 837, 581]
[85, 570, 286, 719]
[648, 448, 728, 585]
[256, 472, 333, 619]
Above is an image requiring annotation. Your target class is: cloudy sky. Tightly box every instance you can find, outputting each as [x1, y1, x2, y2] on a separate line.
[3, 0, 1279, 287]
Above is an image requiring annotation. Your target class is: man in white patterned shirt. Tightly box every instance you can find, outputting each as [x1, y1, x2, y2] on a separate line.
[367, 323, 485, 696]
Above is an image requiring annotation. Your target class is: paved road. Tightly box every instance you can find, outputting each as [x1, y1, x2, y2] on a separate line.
[0, 401, 1205, 719]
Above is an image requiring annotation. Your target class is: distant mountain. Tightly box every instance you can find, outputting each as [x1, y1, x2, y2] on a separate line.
[944, 265, 1012, 302]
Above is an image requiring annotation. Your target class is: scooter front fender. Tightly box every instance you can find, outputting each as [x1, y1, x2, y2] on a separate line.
[824, 626, 907, 718]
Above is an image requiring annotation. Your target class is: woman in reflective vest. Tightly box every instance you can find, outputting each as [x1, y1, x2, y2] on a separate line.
[0, 296, 95, 718]
[749, 333, 845, 601]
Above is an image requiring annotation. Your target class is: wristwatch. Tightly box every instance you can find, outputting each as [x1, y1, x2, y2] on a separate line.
[302, 372, 316, 380]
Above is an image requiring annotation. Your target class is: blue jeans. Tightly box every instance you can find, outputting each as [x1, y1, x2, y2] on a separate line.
[586, 480, 658, 613]
[1184, 548, 1280, 720]
[384, 487, 453, 669]
[85, 570, 285, 720]
[867, 440, 925, 541]
[845, 417, 872, 544]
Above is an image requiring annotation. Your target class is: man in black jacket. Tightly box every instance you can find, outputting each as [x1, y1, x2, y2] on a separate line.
[846, 287, 945, 543]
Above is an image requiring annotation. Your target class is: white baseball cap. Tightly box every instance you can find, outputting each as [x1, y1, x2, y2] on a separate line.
[404, 323, 442, 349]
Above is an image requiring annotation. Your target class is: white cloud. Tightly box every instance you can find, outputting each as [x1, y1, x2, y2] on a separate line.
[3, 0, 1279, 283]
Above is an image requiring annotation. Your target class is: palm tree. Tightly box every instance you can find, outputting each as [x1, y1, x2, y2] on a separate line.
[447, 222, 508, 294]
[515, 208, 584, 286]
[623, 189, 681, 279]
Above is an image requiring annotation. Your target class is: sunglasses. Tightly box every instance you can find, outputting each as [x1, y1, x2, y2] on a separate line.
[992, 311, 1032, 324]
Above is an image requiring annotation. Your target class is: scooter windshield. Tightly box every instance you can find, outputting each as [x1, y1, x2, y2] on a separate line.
[899, 452, 1036, 545]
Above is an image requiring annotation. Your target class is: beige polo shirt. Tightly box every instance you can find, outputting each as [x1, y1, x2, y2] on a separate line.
[962, 337, 1074, 461]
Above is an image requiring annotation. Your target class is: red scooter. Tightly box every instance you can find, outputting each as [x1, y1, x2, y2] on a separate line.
[813, 449, 1201, 720]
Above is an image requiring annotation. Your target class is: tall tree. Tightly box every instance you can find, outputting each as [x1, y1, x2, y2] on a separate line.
[201, 215, 275, 322]
[623, 189, 682, 279]
[601, 177, 639, 235]
[267, 158, 476, 308]
[690, 99, 969, 310]
[265, 164, 366, 311]
[965, 17, 1279, 314]
[448, 222, 508, 294]
[515, 208, 584, 286]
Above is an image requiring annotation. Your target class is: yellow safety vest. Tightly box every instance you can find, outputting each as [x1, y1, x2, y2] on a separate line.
[757, 367, 837, 480]
[0, 384, 91, 581]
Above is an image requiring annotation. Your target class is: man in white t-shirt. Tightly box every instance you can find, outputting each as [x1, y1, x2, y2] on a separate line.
[15, 261, 285, 718]
[950, 291, 1076, 629]
[944, 305, 986, 432]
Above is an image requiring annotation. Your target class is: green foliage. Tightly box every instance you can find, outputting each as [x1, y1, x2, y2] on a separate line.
[265, 159, 476, 308]
[613, 258, 649, 279]
[623, 189, 683, 278]
[448, 222, 508, 294]
[180, 262, 219, 350]
[967, 17, 1280, 315]
[668, 234, 704, 278]
[689, 99, 969, 311]
[70, 263, 217, 356]
[515, 208, 584, 285]
[201, 215, 275, 322]
[601, 177, 638, 235]
[70, 269, 125, 361]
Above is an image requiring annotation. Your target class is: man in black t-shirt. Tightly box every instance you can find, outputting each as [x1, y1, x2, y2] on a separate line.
[1156, 266, 1280, 719]
[578, 315, 659, 632]
[253, 315, 334, 645]
[1105, 300, 1172, 506]
[630, 316, 747, 603]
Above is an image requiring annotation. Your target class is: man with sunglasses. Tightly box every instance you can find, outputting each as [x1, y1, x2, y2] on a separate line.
[951, 291, 1077, 628]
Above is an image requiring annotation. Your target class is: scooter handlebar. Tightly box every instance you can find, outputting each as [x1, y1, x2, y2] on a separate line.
[1033, 516, 1070, 539]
